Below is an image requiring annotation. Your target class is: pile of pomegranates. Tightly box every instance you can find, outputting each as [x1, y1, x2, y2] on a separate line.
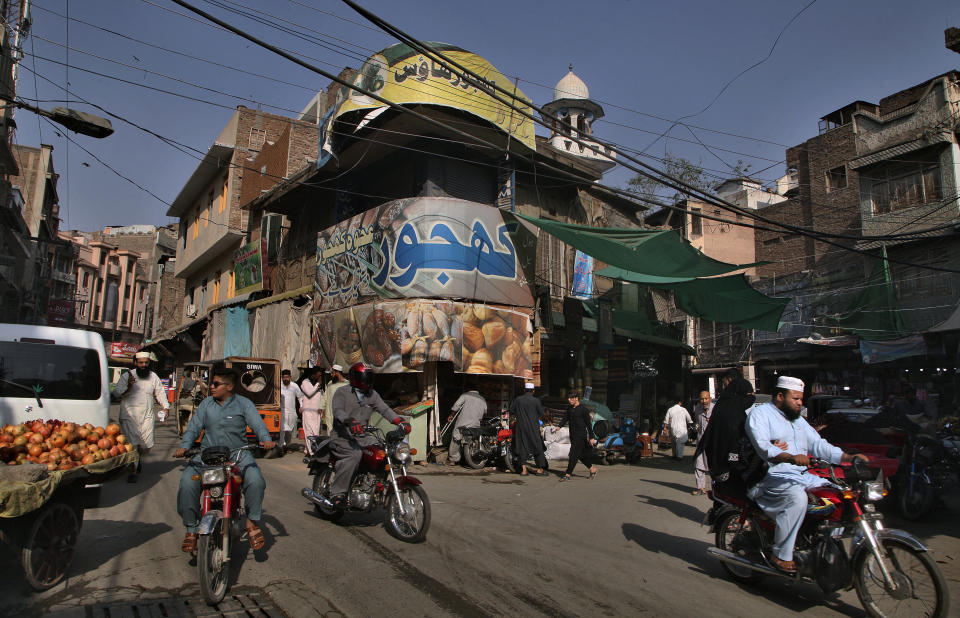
[0, 420, 133, 471]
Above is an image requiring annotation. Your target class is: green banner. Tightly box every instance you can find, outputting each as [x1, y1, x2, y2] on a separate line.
[233, 240, 263, 295]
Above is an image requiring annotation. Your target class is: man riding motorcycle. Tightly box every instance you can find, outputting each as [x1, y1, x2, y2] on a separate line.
[745, 375, 868, 573]
[174, 368, 275, 553]
[329, 362, 411, 507]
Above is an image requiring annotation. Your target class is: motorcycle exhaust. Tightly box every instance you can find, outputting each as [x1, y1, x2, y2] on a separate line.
[301, 487, 334, 508]
[707, 547, 796, 579]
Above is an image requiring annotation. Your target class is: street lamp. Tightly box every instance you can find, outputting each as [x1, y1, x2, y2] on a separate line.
[13, 101, 114, 139]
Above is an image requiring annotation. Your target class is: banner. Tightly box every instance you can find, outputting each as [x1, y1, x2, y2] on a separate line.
[234, 241, 263, 295]
[860, 335, 927, 364]
[47, 299, 74, 325]
[315, 197, 536, 312]
[321, 43, 536, 160]
[311, 300, 535, 378]
[571, 250, 593, 299]
[110, 342, 140, 358]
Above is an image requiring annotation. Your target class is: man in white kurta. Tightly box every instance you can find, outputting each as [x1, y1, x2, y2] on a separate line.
[113, 351, 169, 481]
[279, 369, 304, 453]
[662, 399, 693, 460]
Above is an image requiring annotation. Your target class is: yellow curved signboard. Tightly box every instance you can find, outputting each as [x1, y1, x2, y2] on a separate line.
[328, 43, 536, 151]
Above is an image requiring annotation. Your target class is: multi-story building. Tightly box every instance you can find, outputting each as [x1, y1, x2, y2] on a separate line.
[753, 70, 960, 404]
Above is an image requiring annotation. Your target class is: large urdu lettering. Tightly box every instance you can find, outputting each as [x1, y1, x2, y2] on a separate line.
[373, 219, 517, 288]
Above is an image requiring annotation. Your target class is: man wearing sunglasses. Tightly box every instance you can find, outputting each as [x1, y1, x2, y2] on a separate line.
[174, 368, 275, 554]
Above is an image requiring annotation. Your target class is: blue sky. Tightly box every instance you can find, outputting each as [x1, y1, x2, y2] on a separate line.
[13, 0, 960, 232]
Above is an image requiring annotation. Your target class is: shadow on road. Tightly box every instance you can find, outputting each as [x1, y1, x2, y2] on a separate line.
[634, 495, 706, 522]
[69, 519, 173, 577]
[621, 522, 862, 616]
[637, 478, 698, 494]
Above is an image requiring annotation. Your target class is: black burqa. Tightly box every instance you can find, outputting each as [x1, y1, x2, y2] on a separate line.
[510, 392, 548, 469]
[693, 375, 756, 489]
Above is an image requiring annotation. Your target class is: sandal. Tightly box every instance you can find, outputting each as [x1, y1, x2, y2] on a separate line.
[533, 470, 549, 477]
[589, 469, 598, 480]
[181, 533, 198, 553]
[559, 475, 571, 482]
[692, 489, 705, 495]
[246, 523, 265, 551]
[770, 556, 797, 574]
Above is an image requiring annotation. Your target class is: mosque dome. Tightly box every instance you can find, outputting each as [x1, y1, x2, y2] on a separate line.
[553, 65, 589, 101]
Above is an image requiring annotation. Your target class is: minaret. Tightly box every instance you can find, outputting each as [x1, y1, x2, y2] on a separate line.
[540, 64, 615, 165]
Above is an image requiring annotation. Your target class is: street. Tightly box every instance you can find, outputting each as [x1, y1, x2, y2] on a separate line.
[3, 420, 958, 618]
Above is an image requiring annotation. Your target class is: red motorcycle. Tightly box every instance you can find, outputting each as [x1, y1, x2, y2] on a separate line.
[459, 410, 517, 472]
[706, 459, 949, 618]
[301, 425, 430, 543]
[181, 444, 255, 605]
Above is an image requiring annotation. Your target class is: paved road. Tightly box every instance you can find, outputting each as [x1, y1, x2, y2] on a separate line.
[3, 421, 958, 617]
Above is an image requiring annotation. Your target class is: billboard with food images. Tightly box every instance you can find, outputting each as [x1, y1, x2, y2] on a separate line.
[315, 197, 536, 312]
[311, 300, 534, 378]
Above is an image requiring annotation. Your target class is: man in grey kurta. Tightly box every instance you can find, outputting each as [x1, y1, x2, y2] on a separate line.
[447, 389, 488, 465]
[174, 368, 275, 552]
[329, 363, 408, 504]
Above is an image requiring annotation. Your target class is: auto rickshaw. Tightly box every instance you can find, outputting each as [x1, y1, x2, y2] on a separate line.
[173, 362, 212, 437]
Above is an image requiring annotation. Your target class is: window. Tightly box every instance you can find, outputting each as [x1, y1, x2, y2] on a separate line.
[219, 176, 228, 213]
[136, 311, 143, 327]
[825, 165, 847, 192]
[249, 127, 266, 151]
[212, 271, 221, 305]
[689, 207, 702, 237]
[192, 209, 199, 240]
[228, 270, 236, 298]
[0, 342, 101, 400]
[205, 191, 212, 228]
[122, 309, 129, 325]
[82, 272, 90, 288]
[536, 231, 567, 299]
[139, 287, 145, 301]
[264, 214, 283, 265]
[868, 155, 942, 215]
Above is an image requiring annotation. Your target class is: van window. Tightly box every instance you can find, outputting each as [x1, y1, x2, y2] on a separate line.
[0, 342, 102, 400]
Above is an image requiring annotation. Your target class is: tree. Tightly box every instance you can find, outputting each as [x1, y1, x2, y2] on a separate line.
[626, 153, 713, 203]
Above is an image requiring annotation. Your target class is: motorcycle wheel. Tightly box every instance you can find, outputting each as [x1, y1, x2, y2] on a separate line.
[714, 509, 763, 584]
[502, 450, 519, 474]
[898, 478, 935, 521]
[461, 436, 485, 469]
[197, 520, 229, 605]
[853, 537, 949, 618]
[311, 468, 344, 522]
[385, 485, 431, 543]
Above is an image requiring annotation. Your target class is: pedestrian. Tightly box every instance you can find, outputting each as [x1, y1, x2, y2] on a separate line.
[694, 368, 757, 497]
[279, 369, 304, 453]
[321, 364, 348, 440]
[557, 390, 598, 481]
[112, 351, 169, 482]
[300, 366, 324, 454]
[662, 397, 693, 461]
[510, 382, 549, 476]
[447, 384, 487, 467]
[692, 390, 713, 494]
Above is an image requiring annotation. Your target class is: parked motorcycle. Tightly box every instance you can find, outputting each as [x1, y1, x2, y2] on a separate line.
[706, 459, 949, 618]
[459, 410, 517, 472]
[896, 430, 960, 520]
[595, 416, 642, 465]
[180, 444, 256, 605]
[301, 425, 431, 543]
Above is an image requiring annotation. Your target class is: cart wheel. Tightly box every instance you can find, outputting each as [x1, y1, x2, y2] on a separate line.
[21, 501, 81, 591]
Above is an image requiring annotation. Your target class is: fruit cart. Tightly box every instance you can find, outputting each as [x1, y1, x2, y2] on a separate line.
[0, 450, 138, 590]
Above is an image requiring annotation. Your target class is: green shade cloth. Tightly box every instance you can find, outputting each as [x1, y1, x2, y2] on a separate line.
[582, 300, 696, 354]
[833, 247, 906, 341]
[597, 268, 789, 332]
[514, 213, 764, 279]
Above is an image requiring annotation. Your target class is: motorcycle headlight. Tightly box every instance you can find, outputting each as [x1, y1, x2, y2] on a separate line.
[202, 468, 226, 485]
[393, 442, 412, 464]
[864, 480, 887, 502]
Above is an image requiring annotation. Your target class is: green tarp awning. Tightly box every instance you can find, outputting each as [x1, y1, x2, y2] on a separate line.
[514, 213, 763, 279]
[597, 270, 789, 332]
[582, 301, 695, 354]
[833, 247, 906, 341]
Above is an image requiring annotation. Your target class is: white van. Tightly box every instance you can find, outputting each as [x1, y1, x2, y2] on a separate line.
[0, 323, 111, 427]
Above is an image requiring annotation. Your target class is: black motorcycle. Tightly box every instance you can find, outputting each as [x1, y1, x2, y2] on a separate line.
[897, 431, 960, 520]
[459, 412, 517, 473]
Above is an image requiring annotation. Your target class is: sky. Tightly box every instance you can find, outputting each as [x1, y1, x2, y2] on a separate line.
[12, 0, 960, 233]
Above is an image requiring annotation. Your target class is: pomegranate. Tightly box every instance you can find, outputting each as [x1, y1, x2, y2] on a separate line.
[105, 423, 121, 436]
[81, 454, 94, 465]
[97, 438, 112, 450]
[29, 433, 43, 445]
[28, 444, 42, 457]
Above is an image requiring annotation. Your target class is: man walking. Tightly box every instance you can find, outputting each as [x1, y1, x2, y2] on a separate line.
[510, 382, 548, 476]
[113, 351, 169, 482]
[662, 398, 693, 461]
[279, 369, 303, 454]
[692, 390, 713, 494]
[447, 385, 487, 467]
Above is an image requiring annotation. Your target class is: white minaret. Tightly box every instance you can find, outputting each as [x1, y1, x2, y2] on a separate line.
[541, 64, 615, 165]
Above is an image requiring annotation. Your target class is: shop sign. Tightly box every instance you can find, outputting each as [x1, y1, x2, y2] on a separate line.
[110, 342, 140, 358]
[311, 300, 535, 379]
[314, 197, 536, 312]
[47, 299, 74, 325]
[234, 240, 264, 295]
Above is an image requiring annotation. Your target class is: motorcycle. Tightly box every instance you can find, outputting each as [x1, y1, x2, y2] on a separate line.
[706, 459, 949, 618]
[595, 416, 642, 465]
[896, 430, 960, 520]
[459, 410, 517, 473]
[181, 444, 256, 605]
[301, 425, 431, 543]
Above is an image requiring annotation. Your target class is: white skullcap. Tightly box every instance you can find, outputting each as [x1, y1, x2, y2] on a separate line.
[135, 351, 151, 360]
[332, 364, 344, 372]
[776, 376, 804, 392]
[524, 382, 535, 390]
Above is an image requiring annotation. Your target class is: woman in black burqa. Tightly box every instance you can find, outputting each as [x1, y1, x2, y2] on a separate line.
[693, 369, 756, 495]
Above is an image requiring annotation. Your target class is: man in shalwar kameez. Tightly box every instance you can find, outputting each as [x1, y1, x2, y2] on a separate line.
[113, 351, 169, 482]
[509, 382, 549, 476]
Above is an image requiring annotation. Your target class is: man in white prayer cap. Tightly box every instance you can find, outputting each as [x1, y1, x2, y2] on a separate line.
[745, 375, 868, 574]
[113, 351, 170, 482]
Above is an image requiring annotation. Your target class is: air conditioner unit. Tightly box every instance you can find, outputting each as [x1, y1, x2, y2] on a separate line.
[186, 304, 197, 318]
